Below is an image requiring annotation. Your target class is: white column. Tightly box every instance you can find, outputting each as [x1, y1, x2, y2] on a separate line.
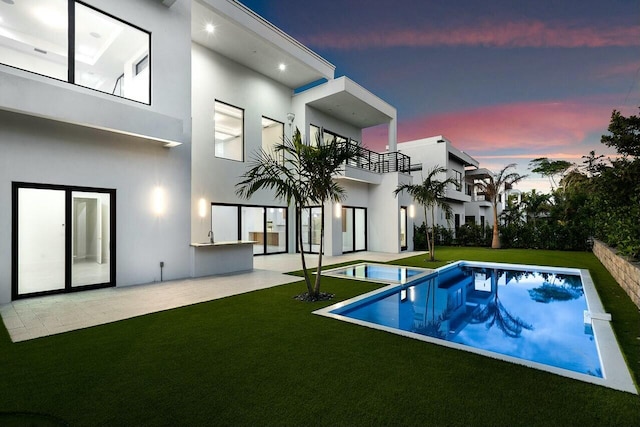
[388, 118, 397, 152]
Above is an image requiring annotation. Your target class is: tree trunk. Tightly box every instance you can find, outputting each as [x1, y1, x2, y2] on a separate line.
[423, 206, 433, 261]
[313, 203, 325, 298]
[429, 206, 436, 261]
[491, 201, 501, 249]
[297, 206, 313, 294]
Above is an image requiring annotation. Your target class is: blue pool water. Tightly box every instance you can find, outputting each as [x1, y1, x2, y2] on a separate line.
[325, 261, 602, 378]
[324, 263, 429, 284]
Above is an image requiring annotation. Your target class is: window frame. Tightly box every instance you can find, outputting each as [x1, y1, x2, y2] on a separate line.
[214, 100, 245, 162]
[0, 0, 151, 105]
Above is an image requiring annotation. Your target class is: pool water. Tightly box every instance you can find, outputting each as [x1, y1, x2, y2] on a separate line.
[322, 261, 603, 378]
[323, 263, 431, 285]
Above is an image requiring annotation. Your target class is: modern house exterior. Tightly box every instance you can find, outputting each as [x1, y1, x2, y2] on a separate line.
[0, 0, 414, 304]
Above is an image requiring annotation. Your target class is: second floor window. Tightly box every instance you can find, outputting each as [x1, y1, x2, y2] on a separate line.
[453, 170, 462, 191]
[0, 1, 150, 104]
[214, 101, 244, 161]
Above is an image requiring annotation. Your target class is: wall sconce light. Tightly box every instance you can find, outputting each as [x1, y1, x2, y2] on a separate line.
[286, 112, 295, 124]
[198, 198, 207, 218]
[409, 204, 415, 218]
[153, 187, 166, 216]
[335, 202, 342, 218]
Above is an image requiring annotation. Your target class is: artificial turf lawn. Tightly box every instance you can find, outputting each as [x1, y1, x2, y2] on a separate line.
[0, 247, 638, 426]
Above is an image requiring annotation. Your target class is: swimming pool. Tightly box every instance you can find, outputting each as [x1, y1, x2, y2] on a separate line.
[322, 262, 433, 285]
[315, 260, 636, 393]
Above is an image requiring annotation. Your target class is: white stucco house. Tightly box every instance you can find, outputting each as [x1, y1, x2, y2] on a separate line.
[398, 135, 507, 234]
[0, 0, 415, 304]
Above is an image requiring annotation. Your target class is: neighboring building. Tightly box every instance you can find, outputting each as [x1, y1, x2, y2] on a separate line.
[398, 136, 476, 231]
[0, 0, 414, 304]
[398, 136, 507, 234]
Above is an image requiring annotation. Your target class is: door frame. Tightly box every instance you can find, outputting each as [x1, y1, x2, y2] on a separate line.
[11, 182, 116, 300]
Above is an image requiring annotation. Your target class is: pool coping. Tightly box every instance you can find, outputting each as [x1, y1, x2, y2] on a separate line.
[314, 260, 638, 395]
[321, 262, 435, 285]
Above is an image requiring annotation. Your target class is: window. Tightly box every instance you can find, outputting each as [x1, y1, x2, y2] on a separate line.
[261, 117, 284, 155]
[211, 203, 287, 255]
[453, 170, 462, 191]
[214, 101, 244, 161]
[0, 1, 150, 104]
[309, 125, 348, 146]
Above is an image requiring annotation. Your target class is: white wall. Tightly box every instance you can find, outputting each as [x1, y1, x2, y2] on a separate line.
[191, 42, 295, 244]
[368, 172, 414, 253]
[0, 0, 192, 303]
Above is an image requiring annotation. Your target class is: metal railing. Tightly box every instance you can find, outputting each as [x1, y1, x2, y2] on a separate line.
[339, 140, 411, 174]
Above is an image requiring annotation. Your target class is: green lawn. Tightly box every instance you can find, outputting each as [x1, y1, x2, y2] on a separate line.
[1, 247, 639, 426]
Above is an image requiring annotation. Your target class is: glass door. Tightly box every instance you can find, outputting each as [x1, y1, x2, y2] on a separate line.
[71, 191, 111, 287]
[13, 183, 115, 299]
[17, 188, 66, 294]
[299, 206, 322, 254]
[400, 207, 407, 250]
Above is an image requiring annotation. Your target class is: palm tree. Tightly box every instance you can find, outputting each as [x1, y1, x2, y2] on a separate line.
[521, 189, 552, 226]
[475, 164, 526, 249]
[236, 128, 358, 300]
[469, 268, 533, 338]
[394, 166, 456, 261]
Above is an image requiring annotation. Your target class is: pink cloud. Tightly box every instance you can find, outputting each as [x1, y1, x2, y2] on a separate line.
[304, 20, 640, 49]
[407, 99, 619, 151]
[363, 96, 632, 193]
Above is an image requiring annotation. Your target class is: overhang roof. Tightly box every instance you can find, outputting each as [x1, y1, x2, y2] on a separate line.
[192, 0, 334, 89]
[295, 77, 396, 128]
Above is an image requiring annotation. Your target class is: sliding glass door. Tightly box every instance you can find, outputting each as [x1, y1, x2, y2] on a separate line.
[13, 183, 115, 299]
[299, 206, 322, 253]
[342, 206, 367, 253]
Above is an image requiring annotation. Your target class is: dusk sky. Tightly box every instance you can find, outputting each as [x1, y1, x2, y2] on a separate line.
[239, 0, 640, 193]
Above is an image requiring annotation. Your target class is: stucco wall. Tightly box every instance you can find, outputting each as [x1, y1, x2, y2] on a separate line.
[592, 240, 640, 309]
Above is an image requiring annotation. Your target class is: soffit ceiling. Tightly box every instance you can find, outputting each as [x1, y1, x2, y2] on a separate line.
[306, 92, 394, 129]
[192, 1, 333, 90]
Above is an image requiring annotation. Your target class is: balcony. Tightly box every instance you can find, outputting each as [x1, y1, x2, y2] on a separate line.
[339, 141, 411, 173]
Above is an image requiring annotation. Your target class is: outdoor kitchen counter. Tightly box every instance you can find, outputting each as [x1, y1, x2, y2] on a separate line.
[190, 241, 256, 277]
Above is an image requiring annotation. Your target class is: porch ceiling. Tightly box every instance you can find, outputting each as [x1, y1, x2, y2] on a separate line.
[192, 0, 334, 89]
[307, 92, 392, 128]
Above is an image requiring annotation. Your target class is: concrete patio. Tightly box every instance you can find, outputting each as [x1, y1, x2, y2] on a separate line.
[1, 251, 425, 342]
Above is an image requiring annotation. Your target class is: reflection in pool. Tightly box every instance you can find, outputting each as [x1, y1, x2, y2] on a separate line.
[324, 262, 601, 377]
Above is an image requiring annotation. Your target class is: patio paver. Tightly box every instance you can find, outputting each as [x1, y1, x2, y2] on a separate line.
[1, 251, 424, 342]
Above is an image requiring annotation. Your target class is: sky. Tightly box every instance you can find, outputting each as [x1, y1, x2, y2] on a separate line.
[238, 0, 640, 193]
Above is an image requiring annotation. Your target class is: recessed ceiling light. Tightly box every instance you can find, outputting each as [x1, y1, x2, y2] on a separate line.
[278, 63, 286, 71]
[90, 32, 101, 39]
[205, 23, 214, 34]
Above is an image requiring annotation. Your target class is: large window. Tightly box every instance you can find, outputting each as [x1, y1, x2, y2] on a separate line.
[214, 101, 244, 161]
[262, 117, 284, 154]
[0, 1, 150, 104]
[211, 203, 287, 255]
[309, 125, 348, 147]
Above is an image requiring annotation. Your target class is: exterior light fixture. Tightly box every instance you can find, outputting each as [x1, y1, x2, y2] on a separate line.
[409, 204, 415, 218]
[198, 198, 207, 218]
[153, 187, 166, 216]
[335, 203, 342, 218]
[205, 23, 214, 33]
[286, 112, 295, 124]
